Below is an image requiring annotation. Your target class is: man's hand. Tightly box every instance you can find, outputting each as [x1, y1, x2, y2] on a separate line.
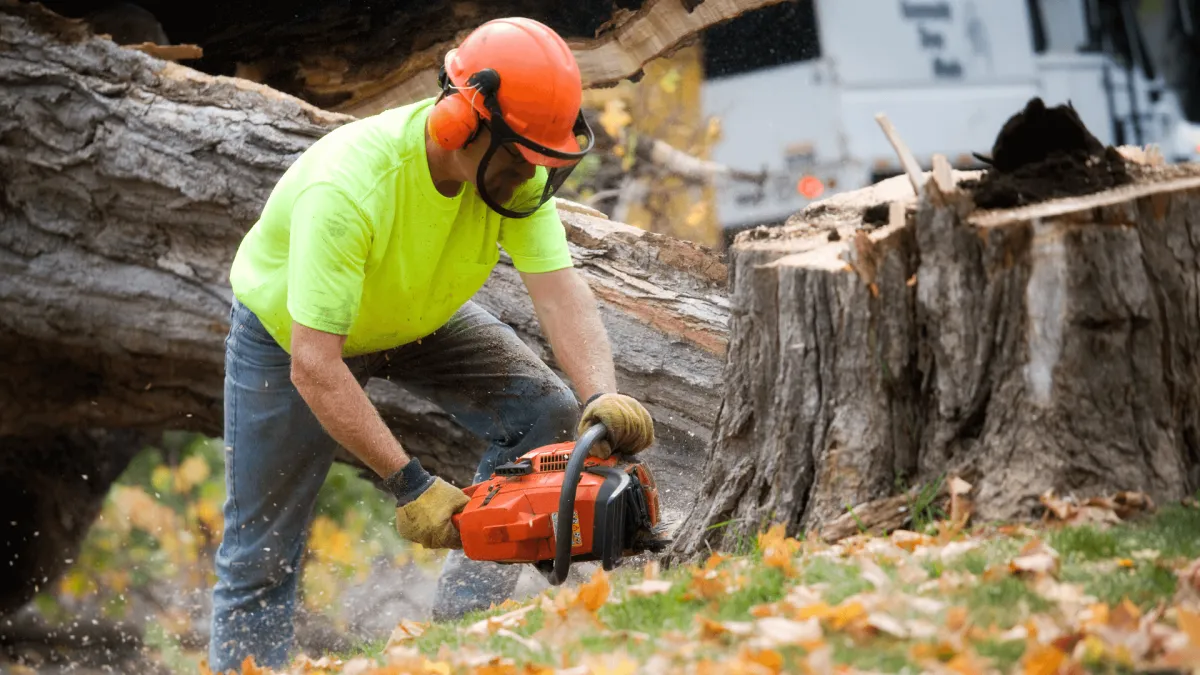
[386, 457, 470, 549]
[578, 393, 655, 459]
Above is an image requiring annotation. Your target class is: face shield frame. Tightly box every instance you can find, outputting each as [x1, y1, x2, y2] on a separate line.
[445, 67, 596, 219]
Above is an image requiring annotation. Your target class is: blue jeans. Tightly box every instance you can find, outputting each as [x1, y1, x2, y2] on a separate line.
[208, 299, 579, 672]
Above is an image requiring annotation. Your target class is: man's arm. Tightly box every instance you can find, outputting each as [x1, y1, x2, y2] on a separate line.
[290, 322, 411, 478]
[520, 267, 617, 402]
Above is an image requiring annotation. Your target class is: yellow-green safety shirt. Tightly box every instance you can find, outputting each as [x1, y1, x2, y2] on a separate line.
[228, 98, 574, 356]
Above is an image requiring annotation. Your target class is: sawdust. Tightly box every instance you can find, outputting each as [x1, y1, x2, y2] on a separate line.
[962, 97, 1134, 210]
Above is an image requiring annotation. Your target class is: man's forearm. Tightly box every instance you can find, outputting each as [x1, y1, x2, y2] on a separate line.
[536, 271, 619, 402]
[292, 356, 410, 478]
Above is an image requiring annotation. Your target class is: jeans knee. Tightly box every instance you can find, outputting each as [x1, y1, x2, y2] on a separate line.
[213, 542, 301, 601]
[535, 384, 580, 439]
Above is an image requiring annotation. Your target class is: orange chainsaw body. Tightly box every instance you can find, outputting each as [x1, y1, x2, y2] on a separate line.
[450, 439, 663, 573]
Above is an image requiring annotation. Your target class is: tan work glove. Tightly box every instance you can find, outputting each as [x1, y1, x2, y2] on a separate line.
[578, 393, 655, 459]
[385, 458, 469, 549]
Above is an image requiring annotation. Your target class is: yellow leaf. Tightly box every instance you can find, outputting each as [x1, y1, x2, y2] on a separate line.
[658, 67, 681, 94]
[598, 99, 632, 139]
[308, 515, 356, 567]
[1021, 644, 1065, 675]
[151, 465, 173, 495]
[582, 652, 639, 675]
[175, 454, 210, 493]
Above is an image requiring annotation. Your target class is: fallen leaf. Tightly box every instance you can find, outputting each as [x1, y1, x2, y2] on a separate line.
[891, 530, 933, 552]
[1177, 607, 1200, 645]
[758, 524, 802, 577]
[385, 619, 428, 649]
[1021, 644, 1066, 675]
[866, 612, 908, 638]
[1011, 539, 1060, 577]
[752, 617, 822, 647]
[625, 579, 673, 598]
[465, 605, 537, 637]
[582, 652, 640, 675]
[576, 567, 612, 612]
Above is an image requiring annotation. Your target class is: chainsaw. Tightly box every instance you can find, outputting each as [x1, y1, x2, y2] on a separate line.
[451, 423, 669, 585]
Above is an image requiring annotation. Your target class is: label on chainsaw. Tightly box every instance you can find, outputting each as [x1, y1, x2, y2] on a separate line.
[551, 510, 583, 548]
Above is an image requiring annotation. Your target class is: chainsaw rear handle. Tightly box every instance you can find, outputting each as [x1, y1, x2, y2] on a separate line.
[547, 421, 608, 586]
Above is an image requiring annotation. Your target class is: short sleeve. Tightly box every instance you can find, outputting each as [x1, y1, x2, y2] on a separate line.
[498, 174, 574, 274]
[287, 183, 373, 335]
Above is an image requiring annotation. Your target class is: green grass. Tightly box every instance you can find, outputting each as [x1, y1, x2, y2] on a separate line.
[831, 634, 914, 672]
[1050, 502, 1200, 607]
[962, 575, 1053, 629]
[375, 500, 1200, 674]
[975, 638, 1027, 671]
[801, 557, 874, 604]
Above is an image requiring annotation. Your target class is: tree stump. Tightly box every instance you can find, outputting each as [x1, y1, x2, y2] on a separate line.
[670, 128, 1200, 558]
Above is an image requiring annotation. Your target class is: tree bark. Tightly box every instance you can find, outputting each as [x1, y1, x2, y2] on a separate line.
[0, 1, 729, 613]
[670, 162, 1200, 560]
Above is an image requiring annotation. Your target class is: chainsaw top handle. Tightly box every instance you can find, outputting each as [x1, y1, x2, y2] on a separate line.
[548, 421, 608, 586]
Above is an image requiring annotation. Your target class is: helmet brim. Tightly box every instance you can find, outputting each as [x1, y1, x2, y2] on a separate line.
[516, 133, 582, 168]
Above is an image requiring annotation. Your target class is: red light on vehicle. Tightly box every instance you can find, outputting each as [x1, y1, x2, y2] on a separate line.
[798, 175, 824, 199]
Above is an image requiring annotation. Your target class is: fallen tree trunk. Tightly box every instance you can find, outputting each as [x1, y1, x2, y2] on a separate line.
[0, 2, 728, 613]
[670, 138, 1200, 559]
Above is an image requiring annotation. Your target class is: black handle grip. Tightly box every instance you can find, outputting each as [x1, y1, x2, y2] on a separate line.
[548, 422, 607, 586]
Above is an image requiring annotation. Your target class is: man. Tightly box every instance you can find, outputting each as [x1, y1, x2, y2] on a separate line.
[207, 17, 656, 672]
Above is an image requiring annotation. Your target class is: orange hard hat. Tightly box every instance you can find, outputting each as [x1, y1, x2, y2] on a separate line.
[428, 17, 595, 218]
[441, 17, 586, 167]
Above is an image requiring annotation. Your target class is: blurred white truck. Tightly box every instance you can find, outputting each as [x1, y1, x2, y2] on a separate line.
[703, 0, 1200, 232]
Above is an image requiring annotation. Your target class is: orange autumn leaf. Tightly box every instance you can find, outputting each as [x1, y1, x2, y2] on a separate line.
[945, 606, 969, 632]
[1178, 607, 1200, 645]
[575, 567, 611, 612]
[471, 661, 520, 675]
[1021, 644, 1066, 675]
[698, 615, 730, 641]
[1109, 598, 1142, 631]
[758, 524, 802, 577]
[910, 640, 959, 662]
[740, 646, 784, 673]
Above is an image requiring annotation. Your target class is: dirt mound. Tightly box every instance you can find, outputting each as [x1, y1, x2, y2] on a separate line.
[962, 97, 1133, 209]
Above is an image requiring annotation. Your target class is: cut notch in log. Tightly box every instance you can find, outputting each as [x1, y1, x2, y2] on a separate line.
[669, 97, 1200, 561]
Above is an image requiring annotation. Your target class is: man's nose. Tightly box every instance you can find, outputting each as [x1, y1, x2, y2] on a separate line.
[516, 161, 536, 181]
